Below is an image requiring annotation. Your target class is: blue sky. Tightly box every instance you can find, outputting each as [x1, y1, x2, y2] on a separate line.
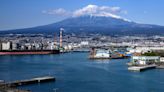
[0, 0, 164, 30]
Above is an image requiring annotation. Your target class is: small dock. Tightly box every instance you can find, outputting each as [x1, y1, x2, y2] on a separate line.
[128, 65, 157, 71]
[156, 65, 164, 69]
[2, 76, 55, 87]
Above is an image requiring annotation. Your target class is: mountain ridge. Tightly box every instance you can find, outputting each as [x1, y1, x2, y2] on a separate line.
[1, 15, 164, 35]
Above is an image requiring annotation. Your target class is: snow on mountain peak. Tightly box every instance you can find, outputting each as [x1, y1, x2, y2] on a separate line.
[72, 4, 131, 22]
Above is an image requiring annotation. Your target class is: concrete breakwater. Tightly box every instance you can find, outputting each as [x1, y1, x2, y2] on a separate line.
[0, 76, 56, 92]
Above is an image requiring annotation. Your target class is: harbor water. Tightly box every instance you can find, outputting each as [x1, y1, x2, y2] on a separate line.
[0, 52, 164, 92]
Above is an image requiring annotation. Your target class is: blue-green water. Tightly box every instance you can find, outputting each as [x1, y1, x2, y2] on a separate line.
[0, 52, 164, 92]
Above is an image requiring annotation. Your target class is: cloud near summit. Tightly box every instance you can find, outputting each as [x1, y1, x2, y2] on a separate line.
[42, 4, 127, 19]
[42, 8, 71, 16]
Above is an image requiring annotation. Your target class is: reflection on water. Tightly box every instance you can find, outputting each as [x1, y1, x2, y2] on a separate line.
[91, 59, 110, 63]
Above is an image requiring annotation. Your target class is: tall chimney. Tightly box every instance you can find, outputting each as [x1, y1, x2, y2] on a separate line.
[60, 28, 63, 48]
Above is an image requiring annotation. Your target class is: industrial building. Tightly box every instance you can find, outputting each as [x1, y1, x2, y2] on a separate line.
[131, 56, 160, 65]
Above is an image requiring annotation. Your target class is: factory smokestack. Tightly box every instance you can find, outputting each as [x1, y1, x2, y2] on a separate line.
[60, 28, 64, 48]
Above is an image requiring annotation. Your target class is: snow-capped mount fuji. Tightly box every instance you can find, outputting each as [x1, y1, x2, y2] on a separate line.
[1, 15, 164, 35]
[55, 15, 133, 27]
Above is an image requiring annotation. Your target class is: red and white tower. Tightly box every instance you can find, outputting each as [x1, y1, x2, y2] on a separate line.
[60, 28, 64, 48]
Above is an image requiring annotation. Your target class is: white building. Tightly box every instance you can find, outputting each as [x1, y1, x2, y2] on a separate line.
[127, 46, 164, 54]
[80, 41, 89, 46]
[12, 43, 19, 50]
[95, 49, 111, 58]
[63, 44, 73, 50]
[135, 46, 164, 51]
[160, 57, 164, 62]
[2, 42, 12, 50]
[46, 42, 55, 50]
[131, 56, 160, 65]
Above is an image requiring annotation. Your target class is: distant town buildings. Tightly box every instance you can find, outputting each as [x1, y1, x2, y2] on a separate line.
[127, 46, 164, 54]
[0, 33, 163, 52]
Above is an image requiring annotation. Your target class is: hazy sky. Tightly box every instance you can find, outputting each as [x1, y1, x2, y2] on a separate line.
[0, 0, 164, 30]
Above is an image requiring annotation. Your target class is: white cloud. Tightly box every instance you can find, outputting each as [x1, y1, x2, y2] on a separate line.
[73, 5, 98, 17]
[42, 4, 128, 20]
[72, 4, 128, 19]
[42, 8, 70, 16]
[72, 4, 124, 19]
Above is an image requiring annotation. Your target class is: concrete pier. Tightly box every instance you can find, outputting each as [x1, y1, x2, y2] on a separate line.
[2, 76, 55, 87]
[128, 65, 157, 71]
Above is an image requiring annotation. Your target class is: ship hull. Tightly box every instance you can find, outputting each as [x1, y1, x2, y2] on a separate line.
[0, 50, 60, 55]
